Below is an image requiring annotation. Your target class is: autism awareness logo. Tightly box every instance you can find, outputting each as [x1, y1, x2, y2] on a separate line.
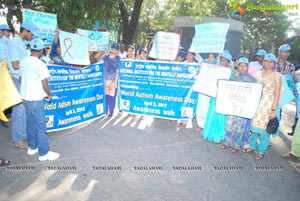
[231, 3, 247, 17]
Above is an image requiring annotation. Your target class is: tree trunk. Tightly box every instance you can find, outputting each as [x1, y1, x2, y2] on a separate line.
[119, 0, 144, 45]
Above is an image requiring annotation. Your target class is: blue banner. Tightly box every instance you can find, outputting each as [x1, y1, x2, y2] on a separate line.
[280, 75, 299, 108]
[45, 63, 106, 132]
[118, 60, 200, 119]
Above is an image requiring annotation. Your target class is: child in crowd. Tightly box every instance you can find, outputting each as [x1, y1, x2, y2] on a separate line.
[221, 57, 255, 152]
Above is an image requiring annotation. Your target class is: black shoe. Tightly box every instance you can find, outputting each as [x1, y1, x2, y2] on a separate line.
[288, 132, 294, 136]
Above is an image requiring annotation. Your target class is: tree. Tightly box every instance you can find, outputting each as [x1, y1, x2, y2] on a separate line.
[119, 0, 144, 45]
[150, 0, 290, 57]
[1, 0, 144, 46]
[0, 0, 118, 32]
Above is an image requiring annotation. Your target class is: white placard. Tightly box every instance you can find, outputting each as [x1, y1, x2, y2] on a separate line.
[149, 31, 180, 60]
[193, 63, 232, 97]
[216, 80, 263, 119]
[59, 31, 90, 65]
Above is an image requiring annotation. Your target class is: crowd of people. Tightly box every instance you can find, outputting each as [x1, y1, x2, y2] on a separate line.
[1, 22, 60, 166]
[0, 21, 299, 169]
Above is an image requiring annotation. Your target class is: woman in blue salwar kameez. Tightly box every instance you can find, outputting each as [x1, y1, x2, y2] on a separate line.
[202, 52, 233, 143]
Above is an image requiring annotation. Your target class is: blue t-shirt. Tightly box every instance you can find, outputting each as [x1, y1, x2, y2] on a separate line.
[104, 54, 121, 81]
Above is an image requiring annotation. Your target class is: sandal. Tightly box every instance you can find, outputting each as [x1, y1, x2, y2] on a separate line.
[132, 116, 139, 122]
[0, 158, 10, 167]
[196, 127, 203, 132]
[231, 149, 239, 153]
[177, 122, 186, 128]
[242, 148, 254, 153]
[254, 154, 264, 160]
[282, 152, 297, 158]
[221, 144, 228, 149]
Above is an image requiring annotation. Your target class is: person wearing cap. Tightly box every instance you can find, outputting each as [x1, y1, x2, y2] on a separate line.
[243, 53, 282, 160]
[221, 58, 256, 152]
[275, 44, 298, 136]
[175, 51, 186, 62]
[138, 48, 148, 60]
[232, 55, 245, 71]
[7, 21, 39, 149]
[202, 51, 233, 143]
[104, 43, 121, 117]
[19, 38, 60, 161]
[248, 49, 267, 75]
[219, 52, 232, 67]
[275, 44, 296, 77]
[0, 24, 12, 61]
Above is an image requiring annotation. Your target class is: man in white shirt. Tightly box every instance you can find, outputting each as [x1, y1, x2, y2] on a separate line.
[118, 44, 127, 59]
[248, 49, 266, 75]
[0, 24, 12, 61]
[19, 38, 60, 161]
[7, 21, 40, 148]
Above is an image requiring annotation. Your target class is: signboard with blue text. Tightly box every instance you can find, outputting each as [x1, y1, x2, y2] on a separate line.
[189, 23, 230, 53]
[22, 9, 57, 46]
[118, 60, 200, 119]
[149, 31, 180, 61]
[77, 28, 110, 51]
[45, 63, 106, 132]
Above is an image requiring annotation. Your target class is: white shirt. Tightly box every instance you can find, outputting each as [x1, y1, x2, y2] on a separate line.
[119, 51, 127, 59]
[20, 56, 50, 101]
[7, 34, 28, 75]
[0, 36, 10, 61]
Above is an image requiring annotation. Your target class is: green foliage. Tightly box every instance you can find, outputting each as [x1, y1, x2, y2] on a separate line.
[0, 0, 120, 32]
[0, 0, 294, 56]
[232, 0, 289, 57]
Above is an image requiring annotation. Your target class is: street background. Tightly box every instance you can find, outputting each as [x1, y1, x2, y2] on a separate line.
[0, 103, 299, 201]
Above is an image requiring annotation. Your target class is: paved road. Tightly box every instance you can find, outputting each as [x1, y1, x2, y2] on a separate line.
[0, 104, 299, 201]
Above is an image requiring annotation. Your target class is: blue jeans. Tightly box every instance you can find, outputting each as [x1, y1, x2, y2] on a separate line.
[23, 100, 50, 156]
[11, 77, 27, 142]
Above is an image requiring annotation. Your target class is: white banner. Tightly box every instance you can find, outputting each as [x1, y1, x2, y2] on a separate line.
[77, 29, 110, 51]
[149, 31, 180, 61]
[59, 31, 90, 65]
[193, 63, 232, 97]
[216, 80, 263, 119]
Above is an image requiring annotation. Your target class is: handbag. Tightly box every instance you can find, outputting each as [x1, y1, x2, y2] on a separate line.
[266, 117, 279, 134]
